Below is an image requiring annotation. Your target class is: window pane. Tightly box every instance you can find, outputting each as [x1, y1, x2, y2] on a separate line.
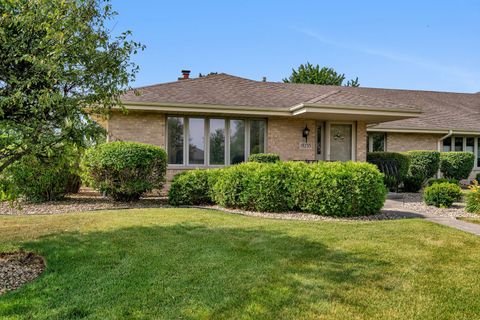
[317, 126, 322, 157]
[209, 119, 225, 165]
[188, 118, 205, 165]
[167, 117, 184, 164]
[249, 120, 266, 155]
[455, 137, 463, 151]
[466, 137, 474, 153]
[443, 137, 451, 152]
[230, 119, 245, 164]
[372, 133, 385, 152]
[478, 138, 480, 167]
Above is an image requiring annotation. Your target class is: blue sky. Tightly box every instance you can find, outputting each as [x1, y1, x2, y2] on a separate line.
[112, 1, 479, 92]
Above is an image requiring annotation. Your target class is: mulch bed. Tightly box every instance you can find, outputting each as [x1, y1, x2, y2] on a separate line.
[0, 251, 45, 295]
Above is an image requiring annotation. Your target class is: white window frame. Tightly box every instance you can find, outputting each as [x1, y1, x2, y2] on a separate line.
[166, 116, 267, 168]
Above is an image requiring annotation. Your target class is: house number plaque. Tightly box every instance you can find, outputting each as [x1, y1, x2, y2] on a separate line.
[299, 142, 312, 150]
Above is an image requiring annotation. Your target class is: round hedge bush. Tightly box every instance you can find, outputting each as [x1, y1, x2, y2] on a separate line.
[210, 161, 387, 216]
[84, 142, 167, 201]
[2, 155, 79, 202]
[248, 153, 280, 163]
[403, 151, 440, 192]
[168, 169, 221, 206]
[423, 182, 462, 208]
[440, 152, 475, 180]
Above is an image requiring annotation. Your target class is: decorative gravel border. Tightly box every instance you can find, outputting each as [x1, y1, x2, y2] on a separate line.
[190, 205, 424, 221]
[391, 193, 479, 218]
[1, 191, 476, 221]
[0, 193, 168, 216]
[0, 251, 45, 295]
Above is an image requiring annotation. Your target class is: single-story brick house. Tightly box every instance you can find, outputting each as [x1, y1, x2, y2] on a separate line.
[103, 71, 480, 182]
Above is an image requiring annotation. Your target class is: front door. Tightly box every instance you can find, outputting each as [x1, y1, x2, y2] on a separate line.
[329, 124, 353, 161]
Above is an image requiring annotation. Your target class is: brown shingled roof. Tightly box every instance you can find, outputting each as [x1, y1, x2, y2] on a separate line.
[121, 73, 480, 132]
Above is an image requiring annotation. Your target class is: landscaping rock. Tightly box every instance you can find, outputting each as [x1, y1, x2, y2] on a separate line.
[0, 251, 45, 295]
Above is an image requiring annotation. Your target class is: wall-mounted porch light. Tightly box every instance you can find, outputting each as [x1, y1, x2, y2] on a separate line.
[302, 125, 310, 142]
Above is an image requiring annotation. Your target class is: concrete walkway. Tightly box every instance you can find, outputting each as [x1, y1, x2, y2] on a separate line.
[384, 199, 480, 236]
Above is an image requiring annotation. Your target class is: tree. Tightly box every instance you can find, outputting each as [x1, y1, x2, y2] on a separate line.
[0, 0, 143, 173]
[283, 62, 360, 87]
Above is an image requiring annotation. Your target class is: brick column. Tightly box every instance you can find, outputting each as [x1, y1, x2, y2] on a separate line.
[356, 121, 367, 162]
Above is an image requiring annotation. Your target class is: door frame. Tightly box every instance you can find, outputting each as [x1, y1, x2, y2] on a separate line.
[325, 121, 356, 161]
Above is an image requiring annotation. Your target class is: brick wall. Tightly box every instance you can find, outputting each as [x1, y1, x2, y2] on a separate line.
[108, 110, 165, 147]
[386, 132, 441, 152]
[356, 121, 367, 162]
[267, 118, 317, 161]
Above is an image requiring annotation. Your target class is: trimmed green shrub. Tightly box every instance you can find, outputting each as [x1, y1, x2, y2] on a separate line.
[84, 142, 167, 201]
[427, 178, 459, 186]
[403, 151, 440, 192]
[440, 152, 475, 180]
[367, 152, 410, 191]
[466, 180, 480, 214]
[212, 161, 387, 216]
[248, 153, 280, 163]
[1, 155, 79, 202]
[423, 182, 462, 208]
[168, 169, 221, 206]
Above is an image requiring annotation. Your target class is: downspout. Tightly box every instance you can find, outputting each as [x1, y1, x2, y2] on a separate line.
[436, 130, 453, 178]
[437, 130, 453, 152]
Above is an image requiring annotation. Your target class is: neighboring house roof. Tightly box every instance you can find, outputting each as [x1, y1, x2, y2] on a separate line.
[121, 73, 480, 133]
[350, 87, 480, 133]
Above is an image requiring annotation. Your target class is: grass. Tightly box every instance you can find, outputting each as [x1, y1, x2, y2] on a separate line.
[459, 218, 480, 225]
[1, 208, 480, 319]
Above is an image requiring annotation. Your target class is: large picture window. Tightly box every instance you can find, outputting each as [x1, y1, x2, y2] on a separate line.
[188, 118, 205, 165]
[367, 133, 386, 152]
[209, 119, 225, 165]
[167, 116, 266, 166]
[167, 117, 184, 164]
[249, 119, 266, 155]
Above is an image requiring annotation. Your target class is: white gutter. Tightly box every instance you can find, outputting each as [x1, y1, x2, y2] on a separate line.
[437, 130, 454, 152]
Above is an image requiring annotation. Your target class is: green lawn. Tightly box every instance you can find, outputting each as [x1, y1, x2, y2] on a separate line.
[459, 218, 480, 225]
[1, 209, 480, 320]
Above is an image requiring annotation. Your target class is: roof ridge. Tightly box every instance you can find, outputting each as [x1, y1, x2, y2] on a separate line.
[305, 90, 341, 103]
[129, 73, 255, 91]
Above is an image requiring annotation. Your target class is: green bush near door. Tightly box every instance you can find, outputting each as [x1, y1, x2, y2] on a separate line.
[367, 152, 410, 191]
[440, 152, 475, 181]
[403, 151, 440, 192]
[248, 153, 280, 163]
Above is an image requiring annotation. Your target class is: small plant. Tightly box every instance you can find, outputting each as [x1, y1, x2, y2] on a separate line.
[84, 142, 167, 201]
[248, 153, 280, 163]
[440, 152, 475, 180]
[427, 178, 459, 186]
[423, 182, 462, 208]
[466, 180, 480, 214]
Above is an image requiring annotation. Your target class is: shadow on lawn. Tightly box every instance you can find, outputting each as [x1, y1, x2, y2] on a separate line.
[0, 223, 390, 319]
